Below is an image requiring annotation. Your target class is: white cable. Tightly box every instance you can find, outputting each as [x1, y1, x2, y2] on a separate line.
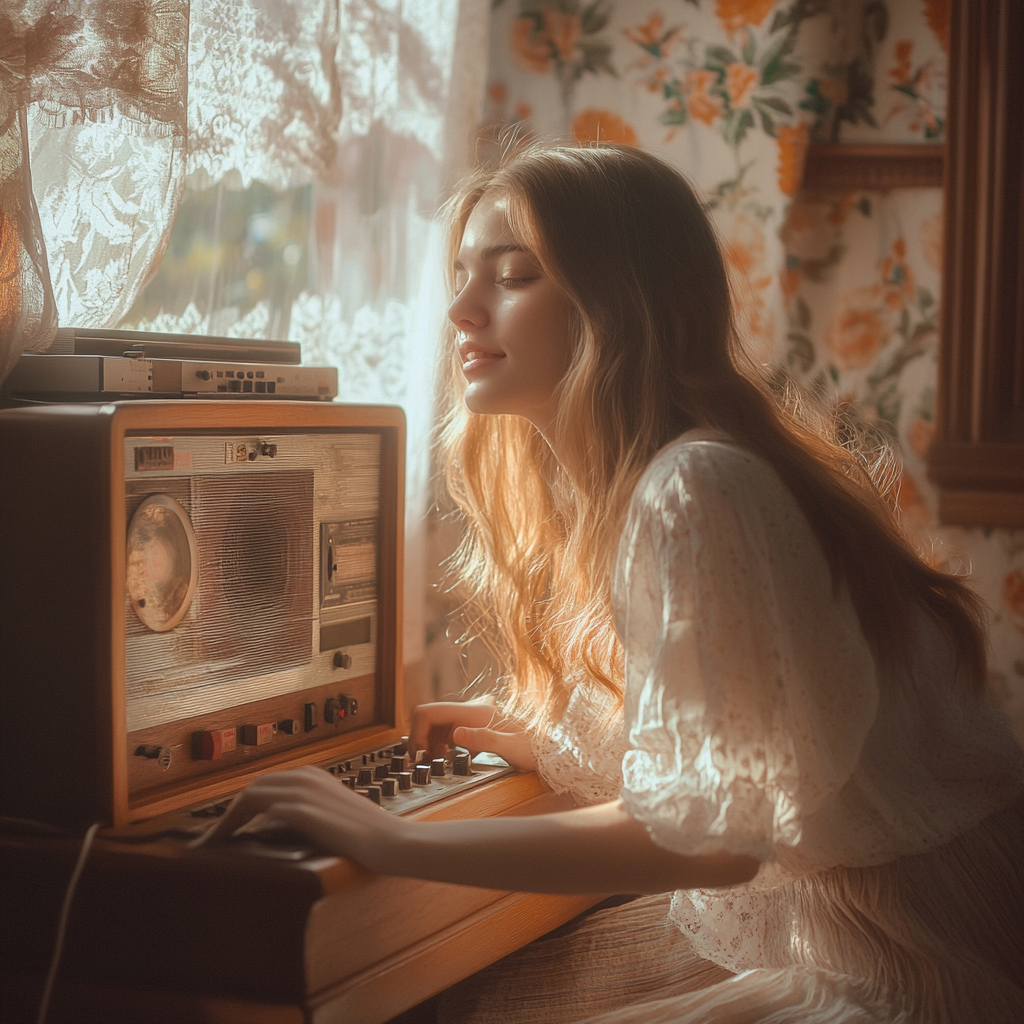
[36, 821, 101, 1024]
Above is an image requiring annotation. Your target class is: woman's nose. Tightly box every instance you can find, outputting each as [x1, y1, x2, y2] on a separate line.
[448, 283, 488, 332]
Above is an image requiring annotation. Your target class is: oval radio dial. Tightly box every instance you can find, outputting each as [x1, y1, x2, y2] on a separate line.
[126, 494, 199, 631]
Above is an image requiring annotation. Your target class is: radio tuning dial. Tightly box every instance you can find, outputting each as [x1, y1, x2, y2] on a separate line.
[333, 651, 352, 669]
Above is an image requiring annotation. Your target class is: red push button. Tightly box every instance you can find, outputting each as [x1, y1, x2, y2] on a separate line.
[194, 727, 237, 760]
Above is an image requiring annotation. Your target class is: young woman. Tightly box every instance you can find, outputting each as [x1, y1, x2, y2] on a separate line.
[201, 145, 1024, 1023]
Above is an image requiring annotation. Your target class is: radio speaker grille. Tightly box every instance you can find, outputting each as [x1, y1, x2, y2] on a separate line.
[125, 471, 314, 702]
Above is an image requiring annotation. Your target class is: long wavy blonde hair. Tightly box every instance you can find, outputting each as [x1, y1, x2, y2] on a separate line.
[435, 144, 986, 729]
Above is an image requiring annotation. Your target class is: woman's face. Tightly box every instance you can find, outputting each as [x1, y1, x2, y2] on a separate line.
[448, 196, 574, 432]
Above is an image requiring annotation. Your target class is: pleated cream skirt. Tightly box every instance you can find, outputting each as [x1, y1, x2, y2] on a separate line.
[437, 797, 1024, 1024]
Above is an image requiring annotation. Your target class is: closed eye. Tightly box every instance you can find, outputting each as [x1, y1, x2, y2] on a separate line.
[499, 276, 534, 288]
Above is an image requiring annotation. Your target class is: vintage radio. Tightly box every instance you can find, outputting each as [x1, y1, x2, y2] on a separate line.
[0, 400, 603, 1023]
[0, 400, 409, 828]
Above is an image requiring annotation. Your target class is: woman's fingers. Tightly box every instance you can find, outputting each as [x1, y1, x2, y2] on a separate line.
[408, 700, 495, 757]
[192, 766, 350, 848]
[452, 727, 538, 773]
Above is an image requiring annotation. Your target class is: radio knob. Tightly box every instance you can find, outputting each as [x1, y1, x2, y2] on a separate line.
[430, 758, 446, 778]
[412, 765, 431, 785]
[453, 752, 472, 776]
[381, 778, 398, 798]
[195, 369, 211, 381]
[396, 771, 413, 791]
[333, 651, 352, 669]
[361, 785, 382, 805]
[373, 764, 389, 780]
[278, 718, 300, 735]
[390, 755, 407, 774]
[356, 767, 373, 787]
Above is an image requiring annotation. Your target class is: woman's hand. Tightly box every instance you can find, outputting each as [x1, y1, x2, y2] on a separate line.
[190, 765, 404, 864]
[408, 699, 537, 772]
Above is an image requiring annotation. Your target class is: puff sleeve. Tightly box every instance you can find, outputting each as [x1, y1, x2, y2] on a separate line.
[615, 439, 879, 863]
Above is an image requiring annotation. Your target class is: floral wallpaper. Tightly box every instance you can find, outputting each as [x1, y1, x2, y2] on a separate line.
[418, 0, 1024, 740]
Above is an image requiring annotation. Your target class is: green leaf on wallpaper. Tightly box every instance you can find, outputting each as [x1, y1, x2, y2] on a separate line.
[743, 35, 756, 65]
[519, 0, 550, 17]
[769, 0, 829, 35]
[786, 333, 815, 373]
[660, 106, 688, 127]
[705, 46, 737, 68]
[795, 295, 811, 330]
[758, 96, 792, 115]
[800, 80, 829, 119]
[897, 307, 910, 342]
[856, 197, 872, 217]
[757, 109, 777, 137]
[908, 321, 936, 352]
[723, 108, 754, 146]
[580, 0, 611, 35]
[577, 40, 615, 76]
[828, 364, 839, 384]
[918, 287, 935, 311]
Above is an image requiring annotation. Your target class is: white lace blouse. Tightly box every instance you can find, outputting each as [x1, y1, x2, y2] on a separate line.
[531, 429, 1024, 976]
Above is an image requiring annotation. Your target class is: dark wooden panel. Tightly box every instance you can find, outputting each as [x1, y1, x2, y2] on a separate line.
[927, 0, 1024, 525]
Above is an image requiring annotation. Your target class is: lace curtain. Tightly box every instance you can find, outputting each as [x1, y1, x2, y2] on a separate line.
[0, 0, 489, 666]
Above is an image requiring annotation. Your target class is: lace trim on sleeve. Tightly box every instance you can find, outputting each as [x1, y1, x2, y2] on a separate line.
[530, 681, 627, 807]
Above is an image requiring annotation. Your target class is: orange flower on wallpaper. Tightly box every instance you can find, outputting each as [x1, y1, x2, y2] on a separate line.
[685, 69, 724, 127]
[908, 416, 936, 459]
[781, 266, 800, 301]
[1004, 569, 1024, 633]
[487, 82, 508, 104]
[511, 17, 553, 73]
[716, 0, 775, 33]
[723, 216, 773, 354]
[624, 13, 679, 52]
[924, 0, 950, 52]
[826, 287, 889, 369]
[724, 63, 759, 109]
[544, 10, 581, 62]
[777, 123, 809, 197]
[921, 212, 943, 271]
[890, 40, 914, 86]
[881, 238, 916, 311]
[572, 109, 637, 146]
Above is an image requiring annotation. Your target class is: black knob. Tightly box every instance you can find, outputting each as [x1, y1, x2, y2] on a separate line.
[357, 767, 373, 787]
[390, 755, 407, 773]
[413, 765, 431, 785]
[373, 764, 389, 781]
[195, 369, 211, 381]
[333, 651, 352, 669]
[453, 752, 472, 776]
[430, 758, 446, 778]
[278, 718, 300, 735]
[381, 778, 398, 798]
[396, 771, 413, 791]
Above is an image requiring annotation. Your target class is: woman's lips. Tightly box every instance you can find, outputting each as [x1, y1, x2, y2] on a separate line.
[461, 350, 506, 374]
